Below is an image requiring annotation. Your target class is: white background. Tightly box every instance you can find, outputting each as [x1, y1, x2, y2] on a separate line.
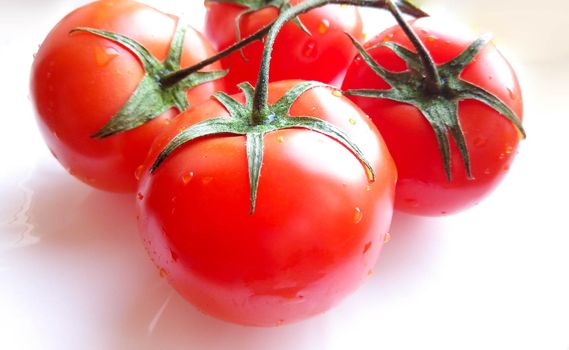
[1, 1, 568, 349]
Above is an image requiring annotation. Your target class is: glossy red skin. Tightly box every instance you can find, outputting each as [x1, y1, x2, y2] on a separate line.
[137, 81, 396, 326]
[31, 0, 224, 192]
[205, 0, 363, 93]
[342, 18, 523, 216]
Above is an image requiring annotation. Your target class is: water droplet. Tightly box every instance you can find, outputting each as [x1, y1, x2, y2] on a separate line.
[159, 268, 168, 278]
[366, 185, 372, 192]
[363, 241, 372, 253]
[353, 207, 363, 224]
[473, 136, 487, 147]
[95, 46, 119, 67]
[505, 146, 513, 155]
[317, 19, 330, 34]
[484, 168, 491, 175]
[498, 153, 506, 160]
[404, 198, 419, 208]
[383, 232, 391, 243]
[276, 136, 284, 143]
[348, 117, 357, 125]
[507, 87, 516, 100]
[503, 164, 510, 172]
[134, 165, 144, 180]
[302, 40, 318, 59]
[137, 192, 144, 201]
[332, 90, 342, 97]
[426, 35, 438, 43]
[182, 172, 194, 185]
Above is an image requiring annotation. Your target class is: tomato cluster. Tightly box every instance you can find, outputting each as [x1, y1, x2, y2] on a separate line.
[30, 0, 524, 326]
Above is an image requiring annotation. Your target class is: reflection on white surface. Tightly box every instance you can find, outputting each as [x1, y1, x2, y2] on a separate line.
[1, 1, 569, 349]
[0, 157, 446, 349]
[0, 170, 37, 250]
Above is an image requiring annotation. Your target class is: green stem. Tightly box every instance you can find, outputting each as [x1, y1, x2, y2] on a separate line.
[251, 0, 428, 123]
[160, 22, 273, 88]
[161, 0, 427, 91]
[385, 0, 442, 93]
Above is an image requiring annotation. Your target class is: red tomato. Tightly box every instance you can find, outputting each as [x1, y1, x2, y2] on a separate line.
[204, 0, 363, 92]
[342, 18, 523, 216]
[31, 0, 223, 192]
[137, 81, 396, 326]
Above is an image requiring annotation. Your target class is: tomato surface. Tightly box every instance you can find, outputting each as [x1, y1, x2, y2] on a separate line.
[342, 18, 523, 216]
[205, 0, 363, 92]
[31, 0, 223, 192]
[137, 80, 396, 326]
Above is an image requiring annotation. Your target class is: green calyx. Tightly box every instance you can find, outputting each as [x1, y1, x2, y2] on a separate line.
[209, 0, 293, 9]
[151, 81, 376, 214]
[345, 34, 526, 181]
[209, 0, 310, 47]
[71, 23, 227, 138]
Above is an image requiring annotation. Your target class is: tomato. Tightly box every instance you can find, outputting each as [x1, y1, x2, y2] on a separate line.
[31, 0, 224, 192]
[136, 80, 396, 326]
[204, 0, 363, 92]
[342, 18, 524, 216]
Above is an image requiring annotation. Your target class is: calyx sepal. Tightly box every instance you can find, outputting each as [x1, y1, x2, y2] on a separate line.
[208, 0, 311, 49]
[151, 81, 376, 214]
[71, 23, 227, 138]
[345, 33, 526, 180]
